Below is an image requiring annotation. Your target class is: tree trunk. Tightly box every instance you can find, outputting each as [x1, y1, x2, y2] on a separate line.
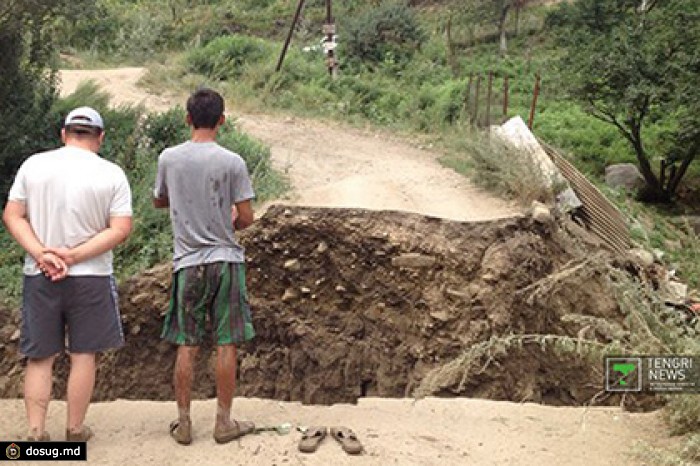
[498, 5, 510, 55]
[623, 119, 669, 201]
[446, 14, 458, 77]
[631, 136, 670, 202]
[667, 154, 697, 196]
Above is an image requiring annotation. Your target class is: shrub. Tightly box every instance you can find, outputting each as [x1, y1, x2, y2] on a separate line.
[343, 2, 426, 68]
[141, 107, 190, 155]
[441, 130, 553, 205]
[187, 35, 273, 80]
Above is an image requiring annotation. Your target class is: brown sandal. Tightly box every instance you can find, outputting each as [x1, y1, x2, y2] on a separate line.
[330, 427, 363, 455]
[213, 419, 255, 444]
[169, 419, 192, 445]
[298, 426, 327, 453]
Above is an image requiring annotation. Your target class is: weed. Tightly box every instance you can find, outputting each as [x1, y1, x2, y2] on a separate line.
[440, 129, 553, 205]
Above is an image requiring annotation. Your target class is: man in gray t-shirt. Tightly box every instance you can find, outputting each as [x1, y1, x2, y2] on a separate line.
[154, 89, 256, 445]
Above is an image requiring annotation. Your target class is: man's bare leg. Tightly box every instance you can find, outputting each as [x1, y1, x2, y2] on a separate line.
[24, 355, 56, 439]
[66, 353, 96, 435]
[174, 346, 199, 430]
[215, 344, 237, 431]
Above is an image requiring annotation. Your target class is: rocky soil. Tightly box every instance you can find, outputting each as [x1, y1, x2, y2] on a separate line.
[0, 205, 631, 406]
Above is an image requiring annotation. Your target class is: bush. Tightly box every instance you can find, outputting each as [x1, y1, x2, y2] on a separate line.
[343, 2, 426, 68]
[187, 35, 273, 80]
[141, 108, 190, 155]
[440, 130, 554, 205]
[666, 395, 700, 436]
[0, 3, 65, 199]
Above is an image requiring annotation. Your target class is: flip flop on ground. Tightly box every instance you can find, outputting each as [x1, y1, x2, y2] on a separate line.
[169, 419, 192, 445]
[298, 426, 327, 453]
[213, 419, 255, 444]
[330, 427, 363, 455]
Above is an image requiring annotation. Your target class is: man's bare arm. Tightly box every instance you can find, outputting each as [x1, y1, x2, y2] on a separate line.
[47, 216, 132, 266]
[233, 200, 254, 230]
[3, 201, 69, 280]
[3, 201, 45, 261]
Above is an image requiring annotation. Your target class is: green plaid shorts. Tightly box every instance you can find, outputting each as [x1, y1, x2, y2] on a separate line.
[162, 262, 255, 346]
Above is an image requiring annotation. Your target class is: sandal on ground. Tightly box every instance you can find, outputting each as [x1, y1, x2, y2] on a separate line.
[27, 430, 50, 441]
[169, 419, 192, 445]
[298, 426, 327, 453]
[213, 419, 255, 444]
[66, 425, 94, 442]
[330, 426, 363, 455]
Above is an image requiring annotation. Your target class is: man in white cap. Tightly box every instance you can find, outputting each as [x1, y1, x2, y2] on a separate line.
[2, 106, 133, 441]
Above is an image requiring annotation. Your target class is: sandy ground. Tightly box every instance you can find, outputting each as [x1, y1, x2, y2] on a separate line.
[0, 398, 670, 466]
[5, 68, 674, 465]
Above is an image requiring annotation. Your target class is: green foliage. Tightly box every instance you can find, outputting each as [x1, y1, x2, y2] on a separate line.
[666, 395, 700, 436]
[531, 101, 633, 175]
[142, 108, 191, 155]
[548, 0, 700, 200]
[53, 3, 118, 52]
[343, 2, 426, 68]
[0, 1, 87, 198]
[0, 231, 24, 304]
[622, 200, 700, 289]
[187, 35, 273, 80]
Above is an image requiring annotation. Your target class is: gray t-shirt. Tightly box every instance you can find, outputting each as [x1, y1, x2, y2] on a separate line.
[154, 141, 255, 271]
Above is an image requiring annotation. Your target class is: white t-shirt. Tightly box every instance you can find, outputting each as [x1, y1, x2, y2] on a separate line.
[8, 145, 132, 276]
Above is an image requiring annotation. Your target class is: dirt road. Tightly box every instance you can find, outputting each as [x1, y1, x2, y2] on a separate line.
[0, 398, 670, 466]
[34, 68, 678, 465]
[59, 68, 518, 221]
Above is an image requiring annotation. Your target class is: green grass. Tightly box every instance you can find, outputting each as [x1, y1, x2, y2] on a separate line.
[621, 199, 700, 289]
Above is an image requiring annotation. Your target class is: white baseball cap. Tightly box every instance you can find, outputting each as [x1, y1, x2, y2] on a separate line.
[64, 106, 104, 129]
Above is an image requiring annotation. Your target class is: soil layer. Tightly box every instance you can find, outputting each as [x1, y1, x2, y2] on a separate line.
[0, 206, 623, 405]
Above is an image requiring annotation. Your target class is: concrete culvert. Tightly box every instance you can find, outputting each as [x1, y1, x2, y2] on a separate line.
[0, 206, 647, 407]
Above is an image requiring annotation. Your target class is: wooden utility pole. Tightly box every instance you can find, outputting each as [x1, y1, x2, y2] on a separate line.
[324, 0, 337, 78]
[276, 0, 305, 72]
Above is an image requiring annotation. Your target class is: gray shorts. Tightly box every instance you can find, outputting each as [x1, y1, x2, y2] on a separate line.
[20, 274, 125, 359]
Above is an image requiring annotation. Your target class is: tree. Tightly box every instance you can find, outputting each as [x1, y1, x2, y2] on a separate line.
[495, 0, 512, 54]
[344, 2, 426, 68]
[549, 0, 699, 202]
[0, 1, 89, 198]
[445, 0, 532, 55]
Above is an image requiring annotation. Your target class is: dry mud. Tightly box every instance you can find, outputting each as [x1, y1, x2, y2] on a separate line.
[0, 206, 630, 407]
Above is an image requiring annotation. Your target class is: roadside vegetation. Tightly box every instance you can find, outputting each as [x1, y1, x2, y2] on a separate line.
[1, 1, 697, 462]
